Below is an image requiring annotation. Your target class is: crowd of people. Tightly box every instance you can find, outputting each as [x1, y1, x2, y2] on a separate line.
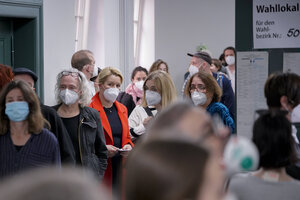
[0, 46, 300, 200]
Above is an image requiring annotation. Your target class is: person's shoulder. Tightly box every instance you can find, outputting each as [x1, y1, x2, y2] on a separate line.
[229, 173, 254, 188]
[82, 106, 99, 116]
[115, 101, 129, 117]
[134, 105, 147, 114]
[117, 92, 135, 108]
[41, 104, 59, 116]
[0, 132, 9, 139]
[290, 179, 300, 186]
[89, 94, 100, 106]
[38, 128, 58, 142]
[228, 173, 258, 200]
[134, 105, 144, 110]
[41, 104, 55, 112]
[209, 102, 225, 110]
[218, 72, 230, 82]
[118, 91, 133, 101]
[52, 104, 60, 111]
[115, 100, 127, 110]
[214, 102, 229, 110]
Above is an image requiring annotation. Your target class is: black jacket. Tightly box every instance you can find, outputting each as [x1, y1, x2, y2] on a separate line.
[117, 91, 136, 116]
[53, 105, 108, 180]
[41, 104, 76, 164]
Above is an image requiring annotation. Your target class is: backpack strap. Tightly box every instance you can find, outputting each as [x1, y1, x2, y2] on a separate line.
[143, 106, 154, 117]
[216, 72, 223, 90]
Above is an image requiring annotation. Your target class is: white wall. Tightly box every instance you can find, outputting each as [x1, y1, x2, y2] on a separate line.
[87, 0, 105, 68]
[138, 0, 154, 69]
[155, 0, 235, 94]
[43, 0, 76, 106]
[42, 0, 235, 104]
[87, 0, 134, 90]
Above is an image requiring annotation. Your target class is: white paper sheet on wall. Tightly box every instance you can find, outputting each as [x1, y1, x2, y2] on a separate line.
[283, 52, 300, 75]
[236, 51, 269, 139]
[283, 52, 300, 123]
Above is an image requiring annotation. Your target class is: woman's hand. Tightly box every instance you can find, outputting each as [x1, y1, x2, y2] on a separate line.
[120, 144, 132, 157]
[106, 145, 119, 158]
[122, 144, 132, 151]
[143, 116, 153, 127]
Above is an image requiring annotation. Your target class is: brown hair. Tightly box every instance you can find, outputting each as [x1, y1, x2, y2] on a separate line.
[0, 80, 46, 134]
[184, 72, 222, 103]
[71, 50, 94, 71]
[211, 58, 222, 71]
[125, 137, 209, 200]
[264, 72, 300, 109]
[149, 59, 169, 73]
[131, 66, 148, 80]
[0, 64, 14, 91]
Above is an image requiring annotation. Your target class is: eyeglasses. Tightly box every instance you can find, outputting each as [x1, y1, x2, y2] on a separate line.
[190, 84, 206, 91]
[60, 71, 79, 77]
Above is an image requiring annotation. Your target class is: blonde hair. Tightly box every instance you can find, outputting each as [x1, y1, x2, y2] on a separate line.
[184, 72, 222, 103]
[97, 67, 123, 85]
[0, 80, 46, 134]
[141, 71, 177, 108]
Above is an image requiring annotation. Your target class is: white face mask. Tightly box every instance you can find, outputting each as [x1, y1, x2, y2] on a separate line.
[223, 136, 259, 177]
[225, 56, 235, 66]
[145, 90, 161, 106]
[103, 88, 119, 102]
[135, 80, 144, 91]
[188, 65, 199, 76]
[60, 89, 79, 105]
[191, 91, 207, 106]
[92, 65, 98, 78]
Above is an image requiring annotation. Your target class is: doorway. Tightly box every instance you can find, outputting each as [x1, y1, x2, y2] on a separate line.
[0, 0, 43, 99]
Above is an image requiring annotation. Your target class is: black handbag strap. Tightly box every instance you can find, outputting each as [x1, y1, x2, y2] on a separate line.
[143, 106, 154, 117]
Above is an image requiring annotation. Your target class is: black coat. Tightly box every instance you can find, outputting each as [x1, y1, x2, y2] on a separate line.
[41, 104, 76, 164]
[117, 91, 136, 116]
[53, 105, 108, 180]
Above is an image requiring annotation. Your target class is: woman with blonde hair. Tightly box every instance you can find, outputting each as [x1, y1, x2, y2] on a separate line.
[128, 70, 177, 142]
[184, 71, 235, 133]
[89, 67, 133, 194]
[0, 80, 60, 178]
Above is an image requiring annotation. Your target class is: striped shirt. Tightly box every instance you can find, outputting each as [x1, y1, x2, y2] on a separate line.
[0, 128, 61, 179]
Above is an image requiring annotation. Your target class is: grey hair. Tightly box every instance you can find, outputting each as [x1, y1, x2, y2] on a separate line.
[55, 68, 91, 107]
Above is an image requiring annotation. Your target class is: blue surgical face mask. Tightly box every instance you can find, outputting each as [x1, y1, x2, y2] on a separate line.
[5, 101, 29, 122]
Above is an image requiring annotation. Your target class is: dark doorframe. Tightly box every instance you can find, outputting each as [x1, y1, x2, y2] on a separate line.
[0, 0, 43, 100]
